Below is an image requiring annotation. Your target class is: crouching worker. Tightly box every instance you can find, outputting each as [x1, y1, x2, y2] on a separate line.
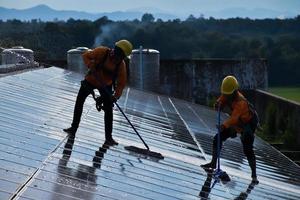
[64, 40, 133, 145]
[201, 75, 259, 184]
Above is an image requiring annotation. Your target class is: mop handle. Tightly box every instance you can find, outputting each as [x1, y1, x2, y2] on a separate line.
[217, 105, 221, 171]
[114, 101, 150, 150]
[89, 69, 150, 150]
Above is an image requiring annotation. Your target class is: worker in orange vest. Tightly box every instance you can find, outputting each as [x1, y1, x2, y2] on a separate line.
[201, 75, 259, 184]
[64, 40, 133, 145]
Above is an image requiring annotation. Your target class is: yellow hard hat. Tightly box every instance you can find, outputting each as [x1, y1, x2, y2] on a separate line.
[221, 75, 239, 94]
[115, 40, 133, 57]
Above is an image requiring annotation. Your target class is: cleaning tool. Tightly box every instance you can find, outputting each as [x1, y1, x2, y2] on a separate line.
[91, 69, 164, 160]
[213, 105, 231, 183]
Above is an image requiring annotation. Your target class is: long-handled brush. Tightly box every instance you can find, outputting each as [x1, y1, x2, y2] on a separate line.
[213, 105, 230, 183]
[90, 68, 163, 160]
[92, 90, 163, 160]
[115, 101, 164, 160]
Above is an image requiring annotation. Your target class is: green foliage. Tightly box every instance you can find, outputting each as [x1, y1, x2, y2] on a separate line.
[269, 87, 300, 103]
[141, 13, 155, 23]
[263, 103, 278, 137]
[0, 16, 300, 85]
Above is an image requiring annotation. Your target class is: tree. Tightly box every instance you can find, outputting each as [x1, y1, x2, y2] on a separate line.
[44, 22, 60, 33]
[186, 14, 197, 22]
[141, 13, 155, 23]
[94, 16, 111, 27]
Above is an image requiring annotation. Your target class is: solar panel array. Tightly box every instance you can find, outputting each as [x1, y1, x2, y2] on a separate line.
[0, 67, 300, 200]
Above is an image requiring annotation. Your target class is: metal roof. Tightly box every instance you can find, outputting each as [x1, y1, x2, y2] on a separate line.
[0, 67, 300, 200]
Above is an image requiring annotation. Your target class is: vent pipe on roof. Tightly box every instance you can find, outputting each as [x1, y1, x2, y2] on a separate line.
[1, 46, 34, 65]
[67, 47, 90, 74]
[129, 47, 160, 92]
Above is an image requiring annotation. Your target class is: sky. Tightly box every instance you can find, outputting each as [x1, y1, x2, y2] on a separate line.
[1, 0, 300, 16]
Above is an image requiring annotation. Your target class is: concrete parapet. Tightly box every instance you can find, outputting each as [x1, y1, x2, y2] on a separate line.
[159, 58, 268, 104]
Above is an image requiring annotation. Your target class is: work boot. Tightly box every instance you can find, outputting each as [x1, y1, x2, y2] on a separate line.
[63, 127, 77, 136]
[201, 143, 218, 169]
[251, 176, 259, 184]
[201, 161, 217, 169]
[104, 138, 118, 146]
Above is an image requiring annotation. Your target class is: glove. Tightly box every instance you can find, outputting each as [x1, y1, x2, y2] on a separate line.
[95, 96, 105, 112]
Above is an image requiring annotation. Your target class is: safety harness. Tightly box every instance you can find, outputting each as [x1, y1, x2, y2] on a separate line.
[235, 96, 259, 130]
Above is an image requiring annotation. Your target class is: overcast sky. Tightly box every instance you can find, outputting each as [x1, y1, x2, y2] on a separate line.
[1, 0, 300, 16]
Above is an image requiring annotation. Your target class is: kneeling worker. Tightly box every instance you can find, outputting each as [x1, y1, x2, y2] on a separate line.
[201, 75, 259, 184]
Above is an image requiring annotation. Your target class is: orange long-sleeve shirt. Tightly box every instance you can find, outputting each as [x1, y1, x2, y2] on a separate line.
[217, 91, 252, 132]
[83, 46, 127, 99]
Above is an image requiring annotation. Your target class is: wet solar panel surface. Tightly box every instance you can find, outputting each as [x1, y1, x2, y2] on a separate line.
[0, 67, 300, 200]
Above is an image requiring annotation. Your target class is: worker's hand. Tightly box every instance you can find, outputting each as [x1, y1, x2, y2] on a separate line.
[214, 102, 220, 110]
[111, 95, 118, 103]
[95, 96, 104, 112]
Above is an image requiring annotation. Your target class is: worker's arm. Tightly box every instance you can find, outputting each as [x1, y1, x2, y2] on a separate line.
[215, 95, 227, 110]
[114, 61, 127, 99]
[82, 47, 107, 70]
[223, 101, 248, 128]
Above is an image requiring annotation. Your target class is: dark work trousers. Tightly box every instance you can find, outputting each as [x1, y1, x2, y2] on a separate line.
[212, 124, 257, 178]
[71, 80, 113, 140]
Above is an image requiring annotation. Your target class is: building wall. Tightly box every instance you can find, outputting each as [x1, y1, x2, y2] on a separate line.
[243, 89, 300, 147]
[129, 57, 300, 147]
[159, 59, 268, 104]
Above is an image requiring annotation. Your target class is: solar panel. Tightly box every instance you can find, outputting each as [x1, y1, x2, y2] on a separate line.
[0, 67, 299, 199]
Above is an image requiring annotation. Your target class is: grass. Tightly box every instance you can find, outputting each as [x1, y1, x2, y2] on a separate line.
[269, 87, 300, 103]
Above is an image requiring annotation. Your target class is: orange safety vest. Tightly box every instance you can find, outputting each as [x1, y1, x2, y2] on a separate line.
[217, 91, 253, 132]
[82, 46, 127, 98]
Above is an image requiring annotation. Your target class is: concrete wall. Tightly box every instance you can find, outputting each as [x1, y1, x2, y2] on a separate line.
[129, 56, 299, 147]
[159, 59, 268, 104]
[243, 89, 300, 147]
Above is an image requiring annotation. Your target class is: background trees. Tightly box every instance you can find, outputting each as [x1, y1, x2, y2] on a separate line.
[0, 15, 299, 86]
